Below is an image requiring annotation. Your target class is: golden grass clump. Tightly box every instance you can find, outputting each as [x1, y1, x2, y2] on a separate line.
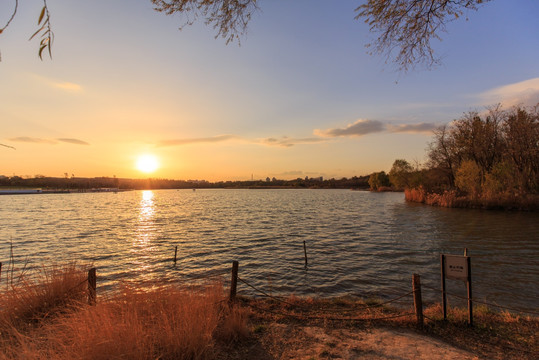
[42, 283, 225, 360]
[0, 263, 88, 331]
[0, 264, 250, 360]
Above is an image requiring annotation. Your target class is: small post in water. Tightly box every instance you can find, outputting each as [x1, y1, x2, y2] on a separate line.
[229, 261, 239, 302]
[88, 267, 97, 306]
[174, 246, 178, 263]
[412, 273, 424, 327]
[303, 240, 308, 268]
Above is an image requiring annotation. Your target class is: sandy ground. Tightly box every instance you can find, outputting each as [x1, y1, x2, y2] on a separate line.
[240, 323, 480, 360]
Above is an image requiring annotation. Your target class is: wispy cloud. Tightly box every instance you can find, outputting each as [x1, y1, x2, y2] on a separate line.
[53, 82, 83, 92]
[478, 78, 539, 107]
[57, 138, 90, 145]
[9, 137, 90, 145]
[277, 170, 305, 176]
[1, 143, 16, 150]
[157, 134, 239, 147]
[157, 119, 433, 150]
[314, 119, 386, 137]
[388, 122, 438, 134]
[260, 136, 326, 147]
[30, 74, 83, 93]
[9, 137, 57, 144]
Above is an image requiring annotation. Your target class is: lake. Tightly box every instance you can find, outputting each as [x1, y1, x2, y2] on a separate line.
[1, 189, 537, 313]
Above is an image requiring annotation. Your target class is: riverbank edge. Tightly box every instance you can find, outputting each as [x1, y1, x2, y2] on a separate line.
[404, 188, 539, 211]
[238, 295, 537, 360]
[1, 272, 536, 359]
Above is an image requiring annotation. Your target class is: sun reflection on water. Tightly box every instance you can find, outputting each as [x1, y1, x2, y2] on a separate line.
[132, 190, 158, 282]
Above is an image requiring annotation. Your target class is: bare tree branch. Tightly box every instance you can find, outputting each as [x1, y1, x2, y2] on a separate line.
[151, 0, 259, 44]
[356, 0, 491, 71]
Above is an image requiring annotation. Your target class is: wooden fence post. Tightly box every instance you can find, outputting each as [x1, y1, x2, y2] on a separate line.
[303, 241, 308, 268]
[88, 267, 96, 306]
[467, 256, 473, 327]
[412, 274, 424, 327]
[229, 261, 239, 302]
[174, 246, 178, 263]
[440, 254, 447, 320]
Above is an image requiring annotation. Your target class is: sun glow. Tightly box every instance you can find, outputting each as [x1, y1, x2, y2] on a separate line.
[136, 154, 159, 173]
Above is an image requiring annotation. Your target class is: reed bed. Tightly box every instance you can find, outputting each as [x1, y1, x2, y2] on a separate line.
[404, 188, 539, 210]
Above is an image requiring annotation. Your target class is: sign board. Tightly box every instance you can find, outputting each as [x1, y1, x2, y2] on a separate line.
[444, 255, 469, 281]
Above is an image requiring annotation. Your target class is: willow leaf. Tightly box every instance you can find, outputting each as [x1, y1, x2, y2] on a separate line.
[38, 6, 46, 25]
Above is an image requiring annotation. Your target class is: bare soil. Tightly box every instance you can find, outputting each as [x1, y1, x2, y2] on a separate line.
[216, 296, 538, 360]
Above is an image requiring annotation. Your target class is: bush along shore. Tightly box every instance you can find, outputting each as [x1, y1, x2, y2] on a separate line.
[0, 263, 537, 359]
[369, 104, 539, 211]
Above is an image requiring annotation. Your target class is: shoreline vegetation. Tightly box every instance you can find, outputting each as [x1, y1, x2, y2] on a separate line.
[370, 104, 539, 211]
[0, 264, 537, 359]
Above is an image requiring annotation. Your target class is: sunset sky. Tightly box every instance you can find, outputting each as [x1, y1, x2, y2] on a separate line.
[1, 0, 538, 181]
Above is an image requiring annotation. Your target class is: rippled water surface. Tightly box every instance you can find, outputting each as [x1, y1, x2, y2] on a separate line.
[1, 189, 537, 312]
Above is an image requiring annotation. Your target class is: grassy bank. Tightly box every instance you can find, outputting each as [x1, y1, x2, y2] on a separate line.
[0, 264, 249, 359]
[1, 265, 536, 359]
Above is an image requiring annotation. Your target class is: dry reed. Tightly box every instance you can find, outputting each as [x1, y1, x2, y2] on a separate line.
[0, 264, 249, 360]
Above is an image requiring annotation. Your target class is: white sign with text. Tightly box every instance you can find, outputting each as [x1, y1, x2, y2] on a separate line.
[444, 255, 469, 281]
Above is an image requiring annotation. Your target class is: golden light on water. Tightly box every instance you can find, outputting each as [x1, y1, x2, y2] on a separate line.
[137, 190, 155, 242]
[136, 154, 159, 174]
[132, 190, 157, 281]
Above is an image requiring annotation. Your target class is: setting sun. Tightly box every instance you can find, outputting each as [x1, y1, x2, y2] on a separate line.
[136, 154, 159, 173]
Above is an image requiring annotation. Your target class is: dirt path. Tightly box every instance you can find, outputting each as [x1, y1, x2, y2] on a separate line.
[253, 323, 479, 359]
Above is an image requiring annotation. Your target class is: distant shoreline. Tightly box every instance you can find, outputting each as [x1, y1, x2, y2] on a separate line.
[0, 188, 131, 195]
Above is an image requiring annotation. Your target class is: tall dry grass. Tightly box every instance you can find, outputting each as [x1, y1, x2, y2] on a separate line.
[0, 262, 88, 330]
[0, 264, 248, 360]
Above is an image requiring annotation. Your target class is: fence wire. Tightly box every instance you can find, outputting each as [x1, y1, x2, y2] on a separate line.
[245, 298, 416, 322]
[421, 284, 539, 316]
[238, 276, 414, 314]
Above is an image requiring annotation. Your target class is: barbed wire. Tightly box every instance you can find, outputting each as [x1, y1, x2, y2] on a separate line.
[176, 270, 229, 282]
[238, 276, 414, 314]
[245, 299, 415, 322]
[422, 284, 539, 316]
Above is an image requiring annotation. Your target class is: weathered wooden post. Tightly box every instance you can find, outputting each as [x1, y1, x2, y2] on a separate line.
[440, 254, 447, 320]
[174, 246, 178, 263]
[441, 253, 473, 326]
[303, 240, 308, 268]
[464, 248, 468, 256]
[88, 267, 97, 306]
[229, 261, 239, 302]
[412, 274, 424, 327]
[467, 256, 473, 327]
[0, 262, 2, 283]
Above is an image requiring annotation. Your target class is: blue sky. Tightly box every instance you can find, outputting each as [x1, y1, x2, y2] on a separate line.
[1, 0, 538, 180]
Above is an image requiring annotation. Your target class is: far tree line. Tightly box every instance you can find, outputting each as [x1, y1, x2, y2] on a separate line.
[369, 104, 538, 210]
[0, 174, 371, 191]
